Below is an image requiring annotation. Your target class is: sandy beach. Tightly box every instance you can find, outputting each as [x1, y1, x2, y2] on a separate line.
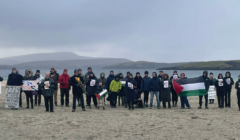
[0, 81, 240, 140]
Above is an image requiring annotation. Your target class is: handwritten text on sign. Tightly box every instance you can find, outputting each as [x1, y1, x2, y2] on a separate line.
[5, 86, 20, 109]
[208, 86, 216, 100]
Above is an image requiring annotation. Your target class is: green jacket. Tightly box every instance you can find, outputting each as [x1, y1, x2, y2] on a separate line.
[109, 80, 122, 92]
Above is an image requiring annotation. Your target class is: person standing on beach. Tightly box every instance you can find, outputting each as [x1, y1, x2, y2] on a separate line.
[198, 71, 210, 109]
[158, 71, 164, 105]
[85, 67, 93, 79]
[161, 73, 171, 109]
[50, 68, 59, 106]
[58, 69, 70, 107]
[109, 74, 122, 108]
[134, 72, 142, 99]
[224, 72, 234, 108]
[215, 74, 226, 109]
[118, 73, 125, 106]
[23, 69, 34, 109]
[209, 72, 216, 104]
[235, 75, 240, 111]
[39, 72, 55, 112]
[105, 70, 115, 105]
[149, 72, 161, 109]
[77, 69, 86, 106]
[6, 68, 23, 108]
[179, 73, 190, 109]
[33, 70, 44, 106]
[85, 72, 98, 109]
[70, 69, 86, 112]
[170, 70, 179, 107]
[16, 69, 23, 107]
[141, 71, 151, 107]
[125, 73, 137, 110]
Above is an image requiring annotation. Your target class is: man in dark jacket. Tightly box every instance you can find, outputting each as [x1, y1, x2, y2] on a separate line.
[50, 68, 60, 106]
[149, 72, 161, 109]
[158, 70, 164, 104]
[105, 70, 115, 91]
[141, 71, 151, 107]
[134, 72, 142, 99]
[85, 67, 93, 79]
[39, 72, 55, 112]
[235, 75, 240, 111]
[198, 70, 210, 109]
[86, 72, 98, 109]
[23, 69, 35, 109]
[33, 70, 44, 106]
[77, 69, 86, 106]
[124, 71, 130, 81]
[70, 69, 86, 112]
[6, 68, 23, 108]
[170, 70, 180, 107]
[224, 71, 234, 108]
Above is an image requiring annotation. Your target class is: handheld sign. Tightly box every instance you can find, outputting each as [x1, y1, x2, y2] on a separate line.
[44, 81, 50, 89]
[164, 81, 169, 88]
[218, 79, 223, 86]
[173, 75, 178, 80]
[5, 86, 20, 109]
[128, 82, 133, 89]
[90, 80, 96, 86]
[22, 80, 38, 91]
[208, 86, 216, 99]
[226, 78, 230, 85]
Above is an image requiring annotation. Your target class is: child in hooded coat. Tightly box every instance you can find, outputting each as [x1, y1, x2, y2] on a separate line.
[109, 74, 122, 108]
[161, 73, 171, 109]
[223, 71, 234, 108]
[235, 75, 240, 111]
[215, 74, 226, 108]
[96, 81, 106, 110]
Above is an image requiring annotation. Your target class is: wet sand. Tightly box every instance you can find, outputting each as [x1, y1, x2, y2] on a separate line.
[0, 81, 240, 140]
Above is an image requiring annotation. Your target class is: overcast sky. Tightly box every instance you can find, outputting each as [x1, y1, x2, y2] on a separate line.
[0, 0, 240, 62]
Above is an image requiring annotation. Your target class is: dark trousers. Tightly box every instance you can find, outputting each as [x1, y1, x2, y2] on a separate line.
[35, 90, 42, 105]
[73, 94, 85, 109]
[44, 96, 53, 112]
[217, 91, 225, 108]
[199, 95, 208, 107]
[237, 92, 240, 109]
[138, 91, 142, 99]
[25, 92, 33, 108]
[87, 95, 97, 106]
[180, 96, 190, 108]
[163, 101, 171, 108]
[118, 95, 124, 106]
[110, 93, 117, 107]
[172, 91, 178, 101]
[60, 88, 69, 106]
[225, 88, 231, 107]
[144, 91, 149, 104]
[159, 90, 162, 102]
[19, 89, 22, 107]
[128, 101, 134, 109]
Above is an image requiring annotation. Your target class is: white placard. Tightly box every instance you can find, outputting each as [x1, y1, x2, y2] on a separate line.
[5, 86, 20, 109]
[173, 75, 178, 80]
[226, 78, 230, 85]
[164, 81, 169, 88]
[36, 75, 44, 84]
[90, 80, 96, 86]
[208, 86, 216, 99]
[44, 81, 50, 89]
[128, 82, 133, 89]
[218, 79, 223, 86]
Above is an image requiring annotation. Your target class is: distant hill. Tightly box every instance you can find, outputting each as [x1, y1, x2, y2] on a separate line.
[0, 52, 93, 65]
[0, 58, 132, 69]
[159, 60, 240, 70]
[102, 61, 187, 69]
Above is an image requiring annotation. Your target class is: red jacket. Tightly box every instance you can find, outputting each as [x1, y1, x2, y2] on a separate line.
[59, 73, 70, 89]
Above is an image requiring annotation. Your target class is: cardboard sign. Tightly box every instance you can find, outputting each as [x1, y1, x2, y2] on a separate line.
[164, 81, 169, 88]
[5, 86, 20, 109]
[90, 80, 96, 86]
[208, 86, 216, 99]
[44, 81, 50, 89]
[226, 78, 231, 85]
[128, 82, 133, 89]
[218, 79, 223, 86]
[22, 80, 38, 91]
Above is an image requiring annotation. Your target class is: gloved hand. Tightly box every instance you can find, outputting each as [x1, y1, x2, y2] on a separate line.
[76, 83, 80, 87]
[61, 83, 66, 86]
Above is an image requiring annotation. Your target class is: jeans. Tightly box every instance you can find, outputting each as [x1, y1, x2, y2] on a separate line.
[150, 91, 160, 107]
[60, 88, 69, 106]
[225, 88, 231, 107]
[44, 96, 53, 112]
[73, 94, 85, 109]
[180, 96, 190, 108]
[144, 91, 149, 104]
[199, 95, 208, 107]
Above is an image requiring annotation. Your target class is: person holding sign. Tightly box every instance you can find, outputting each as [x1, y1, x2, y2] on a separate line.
[170, 70, 180, 107]
[209, 72, 216, 104]
[215, 74, 226, 109]
[125, 73, 137, 110]
[179, 73, 191, 109]
[33, 70, 44, 106]
[141, 71, 151, 107]
[118, 73, 126, 106]
[134, 72, 142, 99]
[149, 72, 161, 109]
[96, 81, 106, 110]
[86, 72, 98, 109]
[109, 74, 122, 108]
[224, 72, 234, 108]
[23, 69, 34, 109]
[58, 69, 70, 107]
[39, 73, 55, 112]
[198, 71, 210, 109]
[161, 73, 171, 109]
[235, 75, 240, 111]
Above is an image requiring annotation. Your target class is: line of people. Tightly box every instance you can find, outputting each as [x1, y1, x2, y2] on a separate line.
[4, 67, 240, 112]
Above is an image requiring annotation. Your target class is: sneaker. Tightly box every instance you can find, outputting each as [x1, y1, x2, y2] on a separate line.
[181, 107, 185, 109]
[198, 106, 202, 109]
[149, 107, 152, 109]
[50, 111, 54, 113]
[188, 107, 191, 109]
[157, 107, 161, 109]
[205, 106, 209, 109]
[82, 108, 86, 111]
[89, 106, 91, 109]
[103, 107, 105, 110]
[26, 107, 29, 109]
[146, 104, 149, 107]
[45, 110, 49, 112]
[66, 105, 70, 107]
[72, 109, 75, 112]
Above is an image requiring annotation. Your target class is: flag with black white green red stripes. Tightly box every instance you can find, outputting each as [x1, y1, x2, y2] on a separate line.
[172, 77, 206, 96]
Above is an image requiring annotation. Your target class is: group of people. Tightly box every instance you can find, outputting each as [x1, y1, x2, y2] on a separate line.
[3, 67, 240, 113]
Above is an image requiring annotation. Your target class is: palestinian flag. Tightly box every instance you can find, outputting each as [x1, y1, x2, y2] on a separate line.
[95, 89, 108, 100]
[172, 77, 206, 96]
[121, 81, 126, 86]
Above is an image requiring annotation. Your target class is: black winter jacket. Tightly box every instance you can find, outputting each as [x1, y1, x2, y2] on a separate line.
[39, 78, 55, 97]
